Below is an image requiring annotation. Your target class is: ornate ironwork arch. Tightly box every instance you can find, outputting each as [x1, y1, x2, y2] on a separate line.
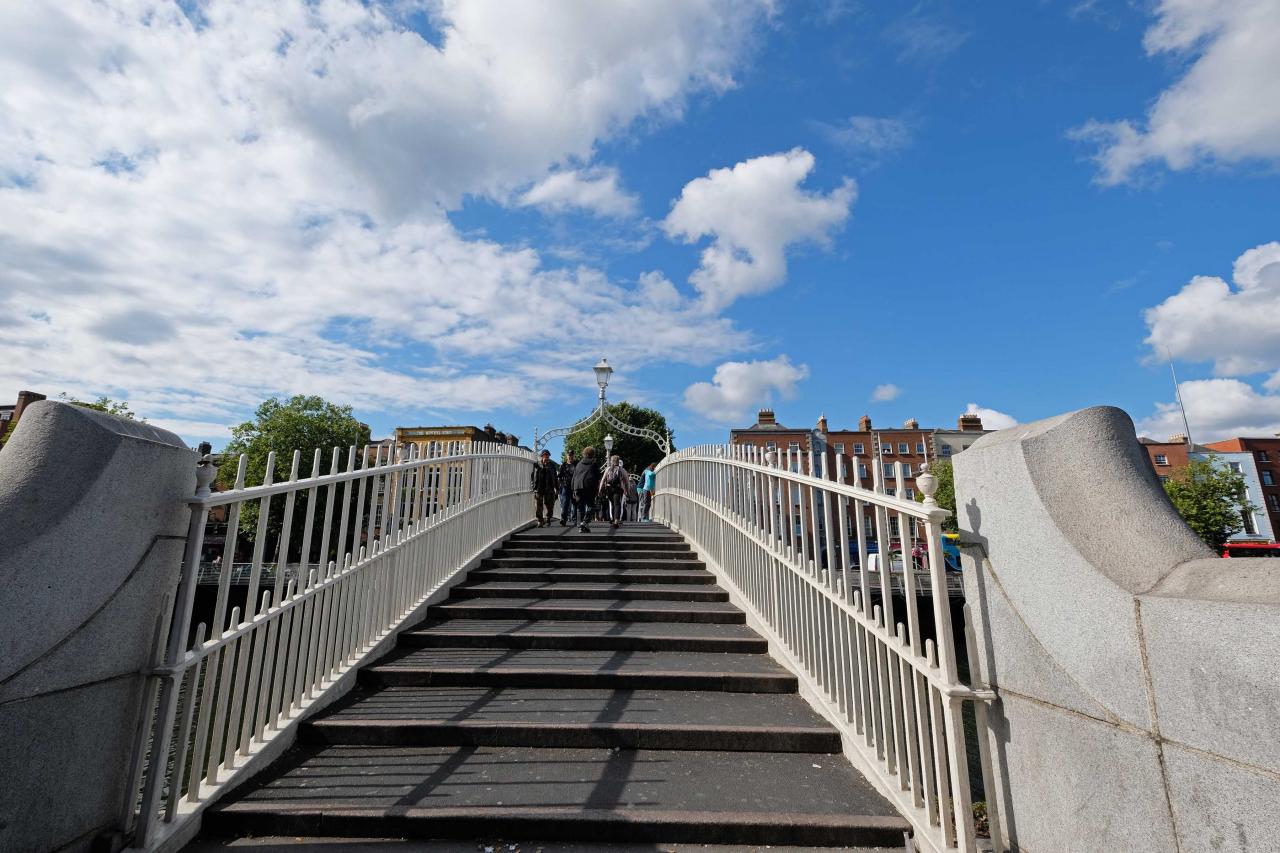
[533, 361, 670, 457]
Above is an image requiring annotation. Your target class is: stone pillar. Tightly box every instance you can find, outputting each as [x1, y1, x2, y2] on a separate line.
[954, 406, 1280, 852]
[0, 402, 195, 853]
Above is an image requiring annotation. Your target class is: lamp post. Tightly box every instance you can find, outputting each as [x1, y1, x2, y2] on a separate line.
[594, 358, 613, 404]
[604, 434, 614, 459]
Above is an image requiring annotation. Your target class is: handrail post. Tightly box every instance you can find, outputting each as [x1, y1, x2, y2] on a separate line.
[133, 453, 216, 845]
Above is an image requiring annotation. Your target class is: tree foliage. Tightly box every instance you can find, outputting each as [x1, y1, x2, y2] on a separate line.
[914, 458, 958, 533]
[562, 402, 674, 475]
[218, 396, 372, 559]
[1163, 456, 1257, 551]
[59, 393, 140, 420]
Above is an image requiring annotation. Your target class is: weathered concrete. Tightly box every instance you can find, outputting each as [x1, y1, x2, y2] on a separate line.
[0, 401, 195, 853]
[956, 406, 1280, 853]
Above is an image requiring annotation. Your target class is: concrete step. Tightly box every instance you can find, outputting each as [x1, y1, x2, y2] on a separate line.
[186, 838, 908, 852]
[400, 619, 766, 653]
[360, 648, 796, 693]
[451, 582, 729, 603]
[493, 546, 698, 559]
[202, 745, 910, 847]
[302, 687, 840, 752]
[428, 598, 745, 624]
[470, 567, 715, 585]
[483, 557, 705, 570]
[509, 534, 687, 548]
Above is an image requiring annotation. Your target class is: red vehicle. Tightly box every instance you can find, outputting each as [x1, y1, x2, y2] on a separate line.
[1221, 542, 1280, 558]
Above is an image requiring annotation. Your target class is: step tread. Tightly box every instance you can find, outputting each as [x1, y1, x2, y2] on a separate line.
[208, 745, 905, 821]
[455, 582, 726, 597]
[371, 648, 790, 676]
[407, 619, 761, 640]
[312, 687, 834, 729]
[433, 598, 739, 613]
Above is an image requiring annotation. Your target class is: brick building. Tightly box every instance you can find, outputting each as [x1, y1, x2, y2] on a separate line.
[1203, 436, 1280, 540]
[730, 409, 991, 550]
[0, 390, 47, 447]
[1141, 433, 1275, 543]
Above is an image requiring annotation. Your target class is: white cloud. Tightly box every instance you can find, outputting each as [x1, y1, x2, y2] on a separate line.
[1074, 0, 1280, 185]
[0, 0, 770, 441]
[965, 403, 1017, 431]
[662, 148, 855, 310]
[683, 355, 809, 425]
[871, 383, 901, 402]
[1144, 242, 1280, 382]
[817, 115, 912, 159]
[1137, 379, 1280, 443]
[517, 167, 639, 218]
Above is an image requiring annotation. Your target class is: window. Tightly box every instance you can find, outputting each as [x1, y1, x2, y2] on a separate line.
[898, 442, 909, 454]
[1269, 494, 1280, 511]
[940, 445, 953, 457]
[1229, 462, 1242, 474]
[1259, 451, 1270, 462]
[853, 443, 865, 455]
[882, 444, 893, 455]
[1242, 510, 1258, 536]
[1263, 471, 1275, 486]
[889, 517, 900, 537]
[905, 487, 915, 500]
[858, 463, 869, 479]
[765, 441, 776, 451]
[1158, 475, 1169, 483]
[885, 487, 895, 497]
[833, 442, 845, 454]
[789, 441, 800, 451]
[1154, 454, 1168, 466]
[915, 442, 925, 454]
[883, 462, 896, 480]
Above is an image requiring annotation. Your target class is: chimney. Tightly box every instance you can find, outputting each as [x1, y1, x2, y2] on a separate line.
[958, 413, 983, 431]
[1168, 433, 1188, 445]
[757, 408, 776, 426]
[903, 418, 919, 429]
[816, 413, 829, 433]
[857, 414, 872, 432]
[14, 390, 46, 419]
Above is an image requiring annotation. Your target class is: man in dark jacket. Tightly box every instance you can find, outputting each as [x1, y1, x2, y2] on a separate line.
[571, 446, 601, 533]
[531, 449, 559, 526]
[557, 449, 577, 526]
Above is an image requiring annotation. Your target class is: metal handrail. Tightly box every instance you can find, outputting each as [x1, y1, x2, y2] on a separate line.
[653, 443, 1002, 853]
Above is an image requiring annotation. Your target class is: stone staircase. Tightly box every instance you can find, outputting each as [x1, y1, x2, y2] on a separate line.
[197, 523, 908, 849]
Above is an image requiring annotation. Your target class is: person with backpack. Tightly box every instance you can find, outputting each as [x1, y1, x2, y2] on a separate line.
[557, 449, 577, 526]
[598, 455, 628, 529]
[571, 447, 602, 533]
[530, 449, 559, 526]
[639, 462, 657, 522]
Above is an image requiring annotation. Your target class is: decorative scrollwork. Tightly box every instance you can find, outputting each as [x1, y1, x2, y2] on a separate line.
[534, 400, 670, 457]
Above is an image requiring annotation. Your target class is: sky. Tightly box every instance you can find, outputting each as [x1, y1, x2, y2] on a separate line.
[2, 0, 1279, 451]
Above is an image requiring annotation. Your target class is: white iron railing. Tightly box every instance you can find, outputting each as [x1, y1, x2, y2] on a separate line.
[127, 440, 536, 850]
[652, 444, 1001, 853]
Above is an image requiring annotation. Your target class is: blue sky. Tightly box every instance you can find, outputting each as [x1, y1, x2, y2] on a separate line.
[2, 1, 1279, 450]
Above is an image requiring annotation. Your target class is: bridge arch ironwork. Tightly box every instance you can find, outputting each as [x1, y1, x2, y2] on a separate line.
[533, 358, 671, 457]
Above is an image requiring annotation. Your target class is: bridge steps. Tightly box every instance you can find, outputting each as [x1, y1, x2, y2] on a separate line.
[196, 523, 908, 849]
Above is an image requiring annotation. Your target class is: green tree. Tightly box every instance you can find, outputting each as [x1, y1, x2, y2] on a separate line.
[914, 458, 958, 533]
[563, 402, 674, 475]
[1163, 456, 1257, 551]
[218, 396, 372, 562]
[58, 393, 141, 420]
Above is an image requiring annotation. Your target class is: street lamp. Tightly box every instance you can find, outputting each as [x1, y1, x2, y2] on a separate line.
[593, 358, 613, 402]
[604, 434, 614, 458]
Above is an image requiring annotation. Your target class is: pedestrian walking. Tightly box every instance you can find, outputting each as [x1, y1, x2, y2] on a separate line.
[558, 449, 577, 526]
[639, 462, 657, 521]
[571, 447, 602, 532]
[599, 455, 628, 529]
[530, 449, 559, 526]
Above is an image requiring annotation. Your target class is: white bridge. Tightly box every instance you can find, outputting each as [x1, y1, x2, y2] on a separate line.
[1, 402, 1275, 853]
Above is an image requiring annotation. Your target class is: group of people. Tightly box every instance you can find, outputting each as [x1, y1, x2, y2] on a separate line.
[530, 447, 657, 532]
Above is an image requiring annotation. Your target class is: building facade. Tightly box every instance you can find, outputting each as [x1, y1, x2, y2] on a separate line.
[1141, 435, 1275, 543]
[0, 390, 47, 446]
